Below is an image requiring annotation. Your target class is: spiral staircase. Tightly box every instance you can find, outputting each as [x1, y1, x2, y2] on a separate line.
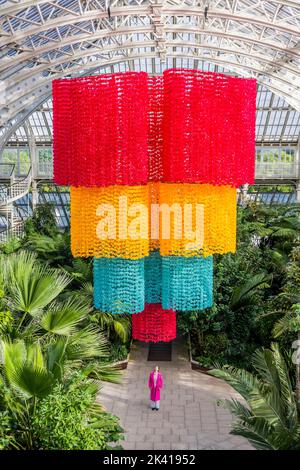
[0, 163, 32, 243]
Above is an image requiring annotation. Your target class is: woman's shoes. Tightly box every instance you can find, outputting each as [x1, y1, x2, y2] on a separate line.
[151, 408, 155, 410]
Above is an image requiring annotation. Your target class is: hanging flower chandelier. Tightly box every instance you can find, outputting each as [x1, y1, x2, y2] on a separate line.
[53, 68, 256, 342]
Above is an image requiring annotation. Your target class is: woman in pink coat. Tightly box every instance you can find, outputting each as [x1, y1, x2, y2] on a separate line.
[148, 365, 164, 410]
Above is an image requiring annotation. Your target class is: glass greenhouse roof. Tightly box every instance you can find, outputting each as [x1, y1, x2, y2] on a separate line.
[5, 83, 300, 146]
[0, 0, 299, 147]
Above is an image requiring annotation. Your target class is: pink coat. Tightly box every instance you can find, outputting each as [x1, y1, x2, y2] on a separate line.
[148, 371, 164, 401]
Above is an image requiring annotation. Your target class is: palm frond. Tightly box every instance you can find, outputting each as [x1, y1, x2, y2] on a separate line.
[2, 251, 71, 316]
[224, 398, 252, 421]
[46, 338, 68, 381]
[271, 344, 298, 430]
[8, 365, 55, 399]
[273, 310, 300, 338]
[66, 326, 109, 360]
[209, 366, 260, 401]
[84, 362, 122, 384]
[2, 340, 55, 399]
[231, 418, 276, 450]
[26, 342, 45, 370]
[40, 297, 91, 335]
[113, 320, 129, 343]
[229, 273, 271, 310]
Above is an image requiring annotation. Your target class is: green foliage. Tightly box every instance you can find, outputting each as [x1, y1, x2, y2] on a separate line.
[0, 244, 124, 450]
[31, 374, 123, 450]
[2, 340, 57, 399]
[0, 411, 16, 450]
[210, 344, 300, 450]
[273, 304, 300, 338]
[179, 204, 300, 369]
[91, 310, 131, 344]
[108, 343, 130, 363]
[0, 238, 22, 255]
[0, 250, 71, 317]
[229, 273, 271, 311]
[24, 232, 72, 267]
[24, 203, 58, 238]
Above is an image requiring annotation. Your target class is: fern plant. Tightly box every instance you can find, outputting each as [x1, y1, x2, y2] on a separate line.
[210, 343, 300, 450]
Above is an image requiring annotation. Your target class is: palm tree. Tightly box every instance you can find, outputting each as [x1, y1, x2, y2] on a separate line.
[209, 343, 300, 450]
[0, 251, 121, 383]
[0, 339, 121, 449]
[0, 250, 71, 319]
[0, 339, 64, 449]
[229, 273, 271, 311]
[273, 304, 300, 404]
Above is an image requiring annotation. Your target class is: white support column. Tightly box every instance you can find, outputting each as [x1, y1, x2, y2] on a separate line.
[24, 122, 38, 179]
[240, 183, 249, 205]
[31, 180, 38, 210]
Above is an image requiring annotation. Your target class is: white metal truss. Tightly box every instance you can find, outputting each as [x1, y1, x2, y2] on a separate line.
[0, 0, 300, 144]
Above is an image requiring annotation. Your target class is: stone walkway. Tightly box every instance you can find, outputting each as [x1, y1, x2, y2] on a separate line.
[99, 339, 253, 450]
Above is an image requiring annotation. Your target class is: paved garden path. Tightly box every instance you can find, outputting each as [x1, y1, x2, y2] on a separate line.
[99, 339, 253, 450]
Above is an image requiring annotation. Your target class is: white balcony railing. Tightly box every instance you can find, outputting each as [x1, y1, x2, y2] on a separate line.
[255, 162, 299, 179]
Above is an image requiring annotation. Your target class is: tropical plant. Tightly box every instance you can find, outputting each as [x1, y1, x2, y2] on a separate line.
[209, 343, 300, 450]
[0, 250, 71, 318]
[0, 251, 121, 382]
[263, 247, 300, 401]
[24, 232, 72, 267]
[180, 204, 300, 369]
[229, 273, 272, 311]
[24, 203, 58, 238]
[0, 237, 21, 255]
[0, 341, 123, 449]
[90, 311, 131, 344]
[272, 304, 300, 404]
[0, 339, 65, 449]
[31, 372, 123, 450]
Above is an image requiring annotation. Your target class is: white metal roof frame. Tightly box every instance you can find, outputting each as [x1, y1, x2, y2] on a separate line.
[0, 0, 299, 147]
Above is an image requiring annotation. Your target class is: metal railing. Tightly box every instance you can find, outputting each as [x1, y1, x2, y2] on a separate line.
[0, 219, 25, 244]
[0, 167, 32, 207]
[1, 161, 295, 181]
[255, 162, 299, 179]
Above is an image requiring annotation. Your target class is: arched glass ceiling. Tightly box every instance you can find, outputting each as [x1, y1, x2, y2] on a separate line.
[5, 66, 300, 147]
[0, 0, 300, 147]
